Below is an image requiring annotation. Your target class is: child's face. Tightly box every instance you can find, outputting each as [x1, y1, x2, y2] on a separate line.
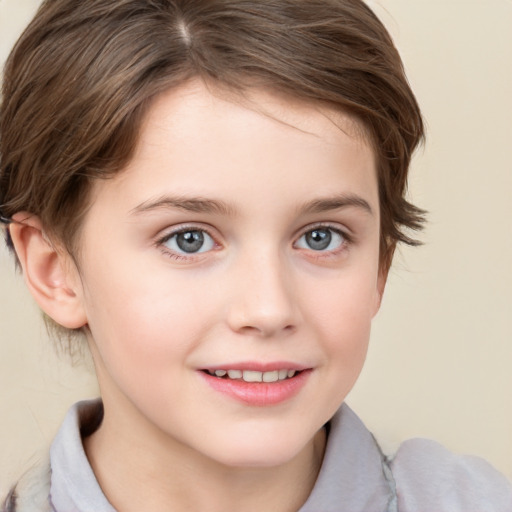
[74, 81, 384, 467]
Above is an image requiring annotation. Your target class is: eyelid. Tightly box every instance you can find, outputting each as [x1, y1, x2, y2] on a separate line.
[157, 219, 221, 237]
[155, 223, 221, 259]
[293, 222, 352, 244]
[293, 223, 352, 257]
[153, 221, 352, 261]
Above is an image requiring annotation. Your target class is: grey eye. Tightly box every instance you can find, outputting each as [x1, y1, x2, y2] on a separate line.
[164, 230, 215, 254]
[296, 228, 344, 251]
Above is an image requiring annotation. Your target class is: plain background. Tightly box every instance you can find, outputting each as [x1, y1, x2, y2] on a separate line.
[0, 0, 511, 494]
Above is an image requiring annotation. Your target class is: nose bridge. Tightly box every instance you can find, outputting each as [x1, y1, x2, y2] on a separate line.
[226, 244, 298, 337]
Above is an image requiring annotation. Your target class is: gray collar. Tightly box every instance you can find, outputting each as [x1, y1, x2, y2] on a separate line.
[50, 400, 114, 512]
[12, 399, 397, 512]
[298, 404, 397, 512]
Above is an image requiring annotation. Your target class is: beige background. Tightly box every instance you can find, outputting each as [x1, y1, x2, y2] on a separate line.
[1, 0, 511, 494]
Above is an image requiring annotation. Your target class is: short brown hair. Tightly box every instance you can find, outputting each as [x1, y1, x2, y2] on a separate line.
[1, 0, 425, 337]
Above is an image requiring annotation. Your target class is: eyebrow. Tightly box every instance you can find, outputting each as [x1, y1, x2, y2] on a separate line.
[130, 193, 373, 217]
[298, 194, 374, 216]
[130, 196, 237, 217]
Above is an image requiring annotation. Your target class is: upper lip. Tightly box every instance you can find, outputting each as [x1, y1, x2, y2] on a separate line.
[200, 361, 310, 372]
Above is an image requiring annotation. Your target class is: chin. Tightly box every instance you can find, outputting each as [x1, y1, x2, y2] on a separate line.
[213, 448, 301, 469]
[200, 424, 319, 469]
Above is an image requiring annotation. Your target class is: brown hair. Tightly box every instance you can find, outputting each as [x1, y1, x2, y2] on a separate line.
[0, 0, 425, 338]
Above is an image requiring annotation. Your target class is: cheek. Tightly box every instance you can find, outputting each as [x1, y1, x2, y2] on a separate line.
[296, 271, 376, 420]
[83, 266, 218, 366]
[83, 276, 203, 412]
[303, 267, 378, 356]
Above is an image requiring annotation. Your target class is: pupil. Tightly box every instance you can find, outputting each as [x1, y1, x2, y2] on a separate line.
[176, 231, 204, 253]
[306, 229, 331, 250]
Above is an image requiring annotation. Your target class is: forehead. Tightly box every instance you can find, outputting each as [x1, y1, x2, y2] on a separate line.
[138, 81, 373, 156]
[87, 80, 378, 216]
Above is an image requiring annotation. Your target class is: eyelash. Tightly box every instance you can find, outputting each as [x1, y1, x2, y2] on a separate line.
[293, 224, 352, 260]
[156, 225, 219, 262]
[155, 223, 352, 261]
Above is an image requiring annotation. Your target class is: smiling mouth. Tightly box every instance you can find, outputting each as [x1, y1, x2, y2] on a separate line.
[203, 369, 301, 383]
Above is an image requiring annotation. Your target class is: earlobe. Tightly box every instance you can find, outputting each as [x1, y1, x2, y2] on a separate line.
[9, 213, 88, 329]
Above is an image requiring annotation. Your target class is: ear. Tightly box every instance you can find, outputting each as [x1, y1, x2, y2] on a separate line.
[9, 213, 88, 329]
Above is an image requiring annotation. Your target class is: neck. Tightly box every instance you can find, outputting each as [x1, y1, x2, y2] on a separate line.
[84, 401, 326, 512]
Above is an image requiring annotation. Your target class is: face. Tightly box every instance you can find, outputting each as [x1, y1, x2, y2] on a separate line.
[73, 81, 384, 468]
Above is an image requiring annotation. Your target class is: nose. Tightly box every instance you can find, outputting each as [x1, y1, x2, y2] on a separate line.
[226, 250, 299, 338]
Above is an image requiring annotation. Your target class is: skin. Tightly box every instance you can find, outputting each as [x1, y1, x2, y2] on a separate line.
[11, 80, 385, 512]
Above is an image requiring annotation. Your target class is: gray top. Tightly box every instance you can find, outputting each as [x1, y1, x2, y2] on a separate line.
[7, 399, 512, 512]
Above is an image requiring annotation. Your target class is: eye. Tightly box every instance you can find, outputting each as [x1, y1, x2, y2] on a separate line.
[162, 229, 216, 255]
[295, 227, 345, 252]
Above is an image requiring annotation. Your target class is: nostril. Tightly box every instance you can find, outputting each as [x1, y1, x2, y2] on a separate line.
[225, 285, 298, 337]
[237, 323, 295, 338]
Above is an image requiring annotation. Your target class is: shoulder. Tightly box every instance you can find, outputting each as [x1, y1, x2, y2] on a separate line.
[389, 437, 512, 512]
[1, 400, 103, 512]
[1, 459, 52, 512]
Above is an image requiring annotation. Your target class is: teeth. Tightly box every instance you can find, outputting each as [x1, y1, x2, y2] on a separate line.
[262, 370, 279, 383]
[243, 370, 263, 382]
[209, 369, 299, 382]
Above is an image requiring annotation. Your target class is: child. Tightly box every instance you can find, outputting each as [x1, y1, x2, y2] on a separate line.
[1, 1, 511, 511]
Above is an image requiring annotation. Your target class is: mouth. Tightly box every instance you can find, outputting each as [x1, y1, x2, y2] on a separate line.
[202, 369, 301, 383]
[200, 366, 311, 406]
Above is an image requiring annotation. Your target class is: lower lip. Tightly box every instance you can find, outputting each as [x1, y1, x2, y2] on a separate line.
[199, 370, 311, 406]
